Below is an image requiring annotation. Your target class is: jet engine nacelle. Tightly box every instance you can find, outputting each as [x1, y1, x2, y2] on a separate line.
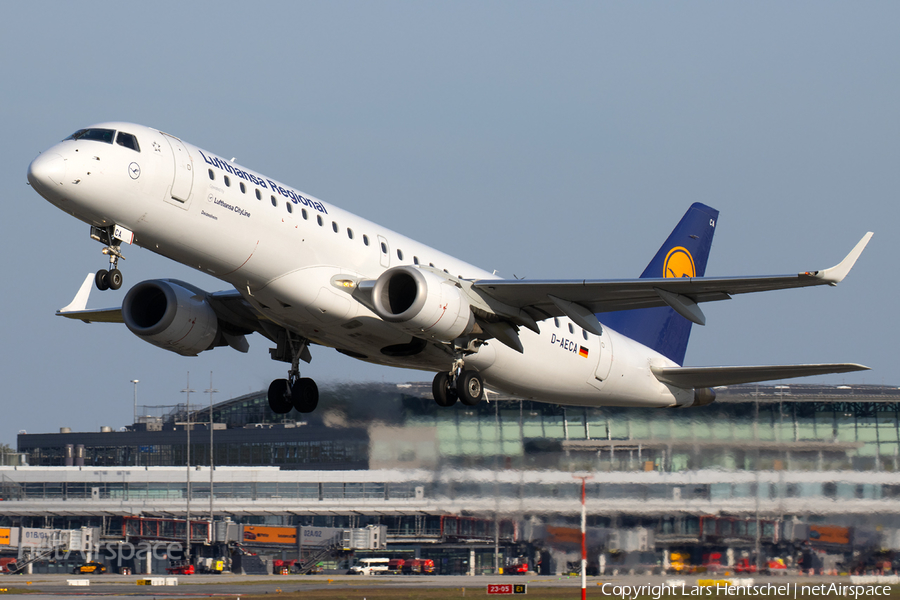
[371, 266, 475, 342]
[122, 280, 218, 356]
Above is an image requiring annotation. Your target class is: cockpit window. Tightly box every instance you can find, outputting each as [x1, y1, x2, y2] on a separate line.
[115, 132, 140, 152]
[65, 129, 115, 144]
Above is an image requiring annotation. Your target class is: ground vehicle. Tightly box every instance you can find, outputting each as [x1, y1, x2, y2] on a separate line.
[387, 558, 406, 574]
[668, 552, 692, 574]
[734, 558, 759, 573]
[505, 559, 528, 575]
[273, 559, 295, 574]
[75, 561, 106, 574]
[166, 561, 195, 575]
[197, 558, 225, 574]
[699, 552, 727, 573]
[350, 558, 389, 576]
[0, 558, 17, 574]
[766, 558, 789, 575]
[403, 558, 436, 574]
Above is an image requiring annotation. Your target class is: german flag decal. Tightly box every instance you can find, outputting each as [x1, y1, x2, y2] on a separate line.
[579, 346, 589, 358]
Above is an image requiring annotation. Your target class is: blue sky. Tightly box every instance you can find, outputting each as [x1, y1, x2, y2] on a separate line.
[1, 2, 896, 444]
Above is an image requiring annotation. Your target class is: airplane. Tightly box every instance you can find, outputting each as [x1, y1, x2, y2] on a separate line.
[27, 122, 872, 414]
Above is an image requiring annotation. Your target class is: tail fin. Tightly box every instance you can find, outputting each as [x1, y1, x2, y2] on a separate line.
[600, 202, 719, 366]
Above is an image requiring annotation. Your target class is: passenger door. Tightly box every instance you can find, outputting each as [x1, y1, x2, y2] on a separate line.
[161, 133, 194, 205]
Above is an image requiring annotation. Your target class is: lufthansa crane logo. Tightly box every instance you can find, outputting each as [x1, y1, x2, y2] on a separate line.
[663, 247, 695, 278]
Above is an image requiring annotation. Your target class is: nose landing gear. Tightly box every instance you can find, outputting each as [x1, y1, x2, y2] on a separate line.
[90, 225, 126, 291]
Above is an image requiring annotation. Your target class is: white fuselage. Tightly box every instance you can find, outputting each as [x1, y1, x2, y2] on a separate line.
[28, 122, 690, 408]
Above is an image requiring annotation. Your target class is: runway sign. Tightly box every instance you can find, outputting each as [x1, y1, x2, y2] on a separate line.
[487, 583, 527, 594]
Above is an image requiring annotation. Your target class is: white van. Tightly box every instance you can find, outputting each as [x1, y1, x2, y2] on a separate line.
[350, 558, 389, 576]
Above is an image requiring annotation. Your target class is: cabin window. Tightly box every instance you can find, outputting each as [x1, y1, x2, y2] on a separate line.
[413, 256, 419, 265]
[332, 221, 338, 233]
[66, 128, 114, 144]
[239, 182, 246, 194]
[286, 202, 293, 214]
[224, 175, 231, 187]
[429, 263, 435, 267]
[568, 323, 574, 334]
[115, 132, 140, 152]
[317, 215, 323, 226]
[583, 330, 589, 340]
[208, 169, 214, 180]
[363, 235, 369, 246]
[397, 249, 404, 260]
[270, 195, 277, 207]
[554, 318, 560, 328]
[255, 189, 261, 200]
[301, 209, 308, 220]
[347, 228, 354, 240]
[380, 242, 387, 254]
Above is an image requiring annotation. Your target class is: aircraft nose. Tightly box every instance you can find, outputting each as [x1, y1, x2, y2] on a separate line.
[27, 152, 66, 190]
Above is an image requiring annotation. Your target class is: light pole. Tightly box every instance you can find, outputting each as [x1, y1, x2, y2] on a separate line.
[205, 372, 218, 527]
[181, 373, 195, 564]
[573, 474, 593, 600]
[131, 380, 140, 426]
[131, 379, 140, 467]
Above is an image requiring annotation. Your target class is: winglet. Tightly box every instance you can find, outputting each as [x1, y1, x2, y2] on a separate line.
[58, 273, 95, 314]
[812, 232, 873, 285]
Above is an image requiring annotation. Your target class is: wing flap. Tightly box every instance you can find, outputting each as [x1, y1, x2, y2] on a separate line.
[652, 363, 870, 389]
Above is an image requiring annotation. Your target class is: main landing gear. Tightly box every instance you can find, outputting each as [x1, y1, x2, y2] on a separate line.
[268, 376, 318, 414]
[91, 225, 124, 291]
[267, 334, 319, 414]
[432, 358, 484, 408]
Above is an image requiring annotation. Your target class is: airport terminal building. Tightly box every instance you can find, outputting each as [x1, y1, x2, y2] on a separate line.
[5, 382, 900, 575]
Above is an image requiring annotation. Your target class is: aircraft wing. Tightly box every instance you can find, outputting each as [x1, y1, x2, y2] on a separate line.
[471, 233, 872, 327]
[652, 363, 870, 389]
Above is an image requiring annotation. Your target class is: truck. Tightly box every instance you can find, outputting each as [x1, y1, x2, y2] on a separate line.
[403, 558, 435, 574]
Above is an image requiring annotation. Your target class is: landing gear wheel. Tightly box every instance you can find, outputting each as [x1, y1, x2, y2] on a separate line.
[432, 372, 457, 407]
[267, 379, 293, 414]
[457, 370, 484, 406]
[291, 377, 319, 413]
[108, 268, 123, 290]
[95, 269, 110, 291]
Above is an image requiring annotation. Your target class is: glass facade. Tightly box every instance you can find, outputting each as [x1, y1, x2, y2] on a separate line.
[17, 383, 900, 473]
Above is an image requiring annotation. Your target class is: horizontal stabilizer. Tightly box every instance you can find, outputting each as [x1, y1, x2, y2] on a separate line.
[652, 363, 869, 389]
[57, 273, 123, 323]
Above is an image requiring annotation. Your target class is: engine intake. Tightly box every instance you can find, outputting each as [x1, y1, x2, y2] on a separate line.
[122, 280, 218, 356]
[371, 266, 475, 342]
